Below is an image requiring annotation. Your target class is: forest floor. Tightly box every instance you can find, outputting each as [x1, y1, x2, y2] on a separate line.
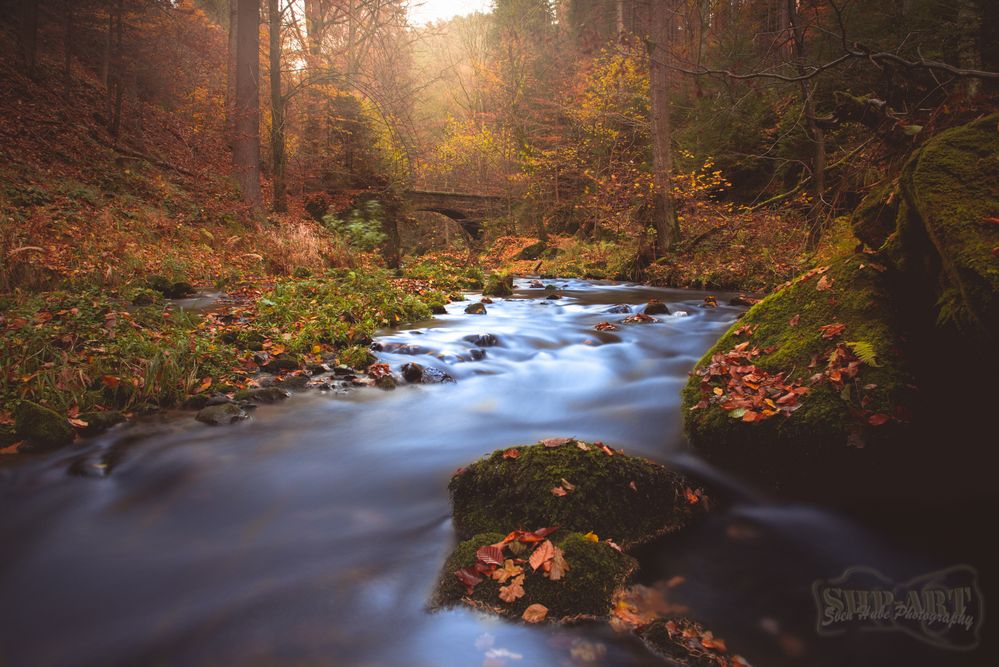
[1, 45, 821, 454]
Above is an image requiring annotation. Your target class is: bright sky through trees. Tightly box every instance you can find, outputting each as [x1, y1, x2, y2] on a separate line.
[408, 0, 492, 25]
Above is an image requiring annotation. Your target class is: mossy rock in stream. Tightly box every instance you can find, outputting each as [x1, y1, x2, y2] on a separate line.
[449, 441, 705, 549]
[14, 401, 74, 451]
[681, 253, 916, 498]
[431, 531, 636, 622]
[482, 272, 514, 297]
[888, 113, 999, 340]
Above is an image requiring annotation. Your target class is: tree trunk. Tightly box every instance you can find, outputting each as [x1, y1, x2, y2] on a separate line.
[226, 0, 238, 148]
[234, 0, 263, 207]
[109, 0, 125, 140]
[268, 0, 287, 212]
[101, 9, 112, 89]
[788, 0, 826, 252]
[303, 0, 323, 183]
[63, 0, 73, 97]
[18, 0, 39, 79]
[645, 0, 680, 255]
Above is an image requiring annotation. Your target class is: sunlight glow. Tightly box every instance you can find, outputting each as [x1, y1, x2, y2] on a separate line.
[408, 0, 492, 25]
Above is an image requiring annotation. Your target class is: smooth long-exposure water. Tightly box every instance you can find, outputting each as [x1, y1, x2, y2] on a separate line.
[0, 279, 982, 666]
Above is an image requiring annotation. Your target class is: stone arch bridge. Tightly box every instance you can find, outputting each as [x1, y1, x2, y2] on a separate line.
[403, 190, 508, 239]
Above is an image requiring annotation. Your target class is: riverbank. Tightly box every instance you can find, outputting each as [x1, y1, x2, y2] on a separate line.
[0, 268, 465, 453]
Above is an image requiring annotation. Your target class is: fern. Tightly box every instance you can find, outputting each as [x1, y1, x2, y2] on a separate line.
[846, 341, 880, 367]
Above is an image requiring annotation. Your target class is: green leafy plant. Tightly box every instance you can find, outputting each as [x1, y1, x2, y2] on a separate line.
[323, 200, 388, 251]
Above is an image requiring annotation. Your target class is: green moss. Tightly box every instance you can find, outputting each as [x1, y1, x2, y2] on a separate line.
[851, 181, 899, 250]
[899, 113, 999, 338]
[431, 532, 637, 622]
[681, 254, 915, 493]
[14, 401, 74, 450]
[449, 441, 703, 549]
[339, 345, 375, 370]
[483, 272, 514, 297]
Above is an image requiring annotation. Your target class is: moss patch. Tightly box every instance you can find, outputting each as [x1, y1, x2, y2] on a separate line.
[851, 181, 899, 250]
[431, 531, 637, 622]
[14, 400, 74, 450]
[681, 254, 915, 495]
[449, 441, 704, 549]
[483, 273, 514, 297]
[897, 113, 999, 338]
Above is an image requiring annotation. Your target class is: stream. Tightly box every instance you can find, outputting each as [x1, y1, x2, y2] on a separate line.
[0, 279, 984, 666]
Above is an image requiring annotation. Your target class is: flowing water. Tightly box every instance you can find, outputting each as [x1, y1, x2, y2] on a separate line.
[0, 279, 984, 666]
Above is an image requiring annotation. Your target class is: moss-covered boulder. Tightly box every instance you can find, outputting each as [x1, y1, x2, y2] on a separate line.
[639, 618, 750, 667]
[449, 441, 705, 549]
[681, 254, 916, 497]
[483, 273, 514, 297]
[14, 401, 74, 450]
[891, 114, 999, 339]
[431, 531, 636, 622]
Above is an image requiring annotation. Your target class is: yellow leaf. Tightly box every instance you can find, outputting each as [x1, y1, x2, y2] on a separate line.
[582, 531, 599, 542]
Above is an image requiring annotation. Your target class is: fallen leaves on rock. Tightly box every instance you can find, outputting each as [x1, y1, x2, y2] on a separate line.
[492, 560, 524, 584]
[528, 539, 557, 571]
[622, 313, 658, 324]
[594, 321, 619, 331]
[502, 448, 520, 459]
[541, 436, 573, 448]
[610, 583, 689, 631]
[691, 341, 808, 423]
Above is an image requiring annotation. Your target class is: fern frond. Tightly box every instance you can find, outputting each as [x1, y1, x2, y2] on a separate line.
[846, 340, 880, 367]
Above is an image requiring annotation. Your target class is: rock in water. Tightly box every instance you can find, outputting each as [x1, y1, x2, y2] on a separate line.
[430, 531, 636, 623]
[463, 333, 499, 347]
[643, 299, 670, 315]
[196, 403, 247, 426]
[605, 304, 631, 314]
[465, 302, 487, 315]
[449, 440, 706, 549]
[681, 254, 915, 499]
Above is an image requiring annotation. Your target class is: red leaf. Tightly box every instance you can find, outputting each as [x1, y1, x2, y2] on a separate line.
[867, 413, 891, 426]
[454, 567, 483, 594]
[476, 544, 505, 567]
[502, 448, 520, 459]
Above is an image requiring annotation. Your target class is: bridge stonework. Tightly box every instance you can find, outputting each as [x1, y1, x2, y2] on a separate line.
[403, 190, 508, 239]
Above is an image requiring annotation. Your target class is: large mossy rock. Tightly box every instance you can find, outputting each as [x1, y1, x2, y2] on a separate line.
[431, 531, 636, 622]
[890, 114, 999, 339]
[482, 273, 514, 297]
[449, 441, 704, 549]
[681, 254, 916, 497]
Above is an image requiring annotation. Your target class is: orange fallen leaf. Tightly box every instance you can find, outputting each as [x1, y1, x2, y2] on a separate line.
[522, 603, 548, 623]
[551, 485, 567, 496]
[502, 448, 520, 459]
[529, 540, 556, 571]
[498, 574, 525, 602]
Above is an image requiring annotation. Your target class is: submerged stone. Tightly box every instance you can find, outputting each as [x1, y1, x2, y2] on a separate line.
[643, 300, 670, 315]
[449, 441, 705, 549]
[195, 403, 247, 425]
[431, 531, 636, 623]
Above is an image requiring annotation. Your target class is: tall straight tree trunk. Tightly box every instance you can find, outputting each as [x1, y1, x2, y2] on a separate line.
[109, 0, 125, 140]
[303, 0, 323, 184]
[646, 0, 680, 255]
[226, 0, 238, 148]
[268, 0, 287, 212]
[63, 0, 74, 97]
[18, 0, 39, 79]
[101, 9, 112, 89]
[788, 0, 826, 251]
[234, 0, 263, 207]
